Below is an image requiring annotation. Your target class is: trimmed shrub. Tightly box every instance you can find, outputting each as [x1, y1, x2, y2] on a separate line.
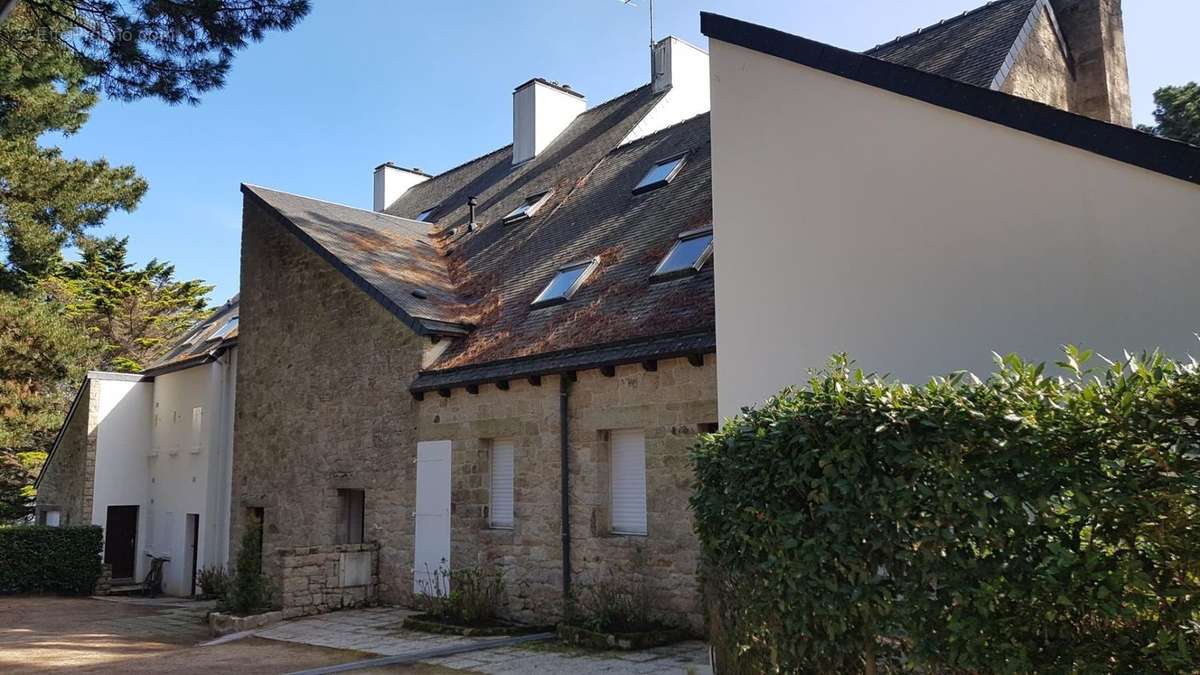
[0, 525, 103, 595]
[196, 565, 230, 600]
[693, 350, 1200, 673]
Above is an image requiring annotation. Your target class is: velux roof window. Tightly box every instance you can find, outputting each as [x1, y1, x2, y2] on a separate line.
[633, 153, 687, 195]
[415, 206, 439, 222]
[653, 228, 712, 280]
[532, 258, 597, 307]
[208, 316, 239, 341]
[504, 190, 553, 224]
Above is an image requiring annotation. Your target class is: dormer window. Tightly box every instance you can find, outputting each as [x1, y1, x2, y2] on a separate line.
[652, 228, 712, 280]
[532, 258, 597, 307]
[208, 316, 239, 341]
[415, 207, 439, 222]
[633, 153, 687, 195]
[504, 190, 554, 224]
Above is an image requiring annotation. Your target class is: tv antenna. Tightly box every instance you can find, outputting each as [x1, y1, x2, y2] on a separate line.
[619, 0, 655, 48]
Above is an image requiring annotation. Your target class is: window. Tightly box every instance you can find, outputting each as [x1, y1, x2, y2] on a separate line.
[336, 489, 365, 545]
[609, 429, 648, 535]
[190, 407, 204, 453]
[503, 190, 553, 223]
[207, 316, 237, 341]
[633, 154, 687, 194]
[532, 258, 597, 307]
[41, 510, 62, 527]
[416, 206, 439, 222]
[490, 440, 515, 529]
[653, 228, 713, 279]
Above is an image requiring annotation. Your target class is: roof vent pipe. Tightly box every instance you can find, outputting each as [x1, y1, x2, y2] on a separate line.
[468, 196, 478, 231]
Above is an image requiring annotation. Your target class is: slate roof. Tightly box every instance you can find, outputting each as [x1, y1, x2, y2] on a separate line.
[866, 0, 1039, 88]
[243, 0, 1195, 392]
[143, 295, 240, 376]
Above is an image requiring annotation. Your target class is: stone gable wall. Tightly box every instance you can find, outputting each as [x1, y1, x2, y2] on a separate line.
[36, 380, 96, 526]
[1002, 7, 1074, 112]
[231, 199, 424, 603]
[417, 357, 717, 631]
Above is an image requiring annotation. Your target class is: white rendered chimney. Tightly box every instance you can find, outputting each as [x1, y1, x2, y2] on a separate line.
[512, 78, 586, 165]
[622, 36, 710, 145]
[373, 163, 430, 212]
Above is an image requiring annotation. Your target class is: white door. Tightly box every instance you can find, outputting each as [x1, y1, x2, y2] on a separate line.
[414, 440, 451, 596]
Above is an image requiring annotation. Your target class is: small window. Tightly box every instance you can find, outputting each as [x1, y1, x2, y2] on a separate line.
[653, 228, 713, 279]
[209, 316, 238, 341]
[190, 407, 204, 453]
[42, 510, 62, 527]
[503, 190, 553, 224]
[416, 207, 439, 222]
[337, 489, 365, 545]
[532, 258, 597, 307]
[633, 154, 687, 194]
[490, 440, 515, 529]
[610, 429, 648, 535]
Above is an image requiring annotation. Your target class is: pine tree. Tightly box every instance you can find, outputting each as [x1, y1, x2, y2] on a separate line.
[60, 237, 213, 373]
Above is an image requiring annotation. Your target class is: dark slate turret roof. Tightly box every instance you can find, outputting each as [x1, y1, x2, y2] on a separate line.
[866, 0, 1040, 88]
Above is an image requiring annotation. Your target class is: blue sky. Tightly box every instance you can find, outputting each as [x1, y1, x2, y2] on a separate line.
[55, 0, 1199, 304]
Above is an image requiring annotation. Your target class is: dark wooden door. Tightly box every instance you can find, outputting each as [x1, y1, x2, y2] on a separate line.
[104, 505, 138, 579]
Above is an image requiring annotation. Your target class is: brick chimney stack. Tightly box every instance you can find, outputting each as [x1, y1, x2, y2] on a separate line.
[1049, 0, 1132, 126]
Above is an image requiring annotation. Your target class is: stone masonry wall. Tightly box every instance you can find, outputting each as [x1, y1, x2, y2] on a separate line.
[36, 380, 96, 526]
[231, 199, 424, 603]
[279, 542, 380, 618]
[1002, 7, 1074, 112]
[417, 356, 718, 632]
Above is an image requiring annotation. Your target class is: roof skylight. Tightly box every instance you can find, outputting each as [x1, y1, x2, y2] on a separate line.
[633, 153, 687, 195]
[415, 207, 439, 222]
[532, 259, 597, 307]
[653, 228, 713, 279]
[208, 316, 239, 341]
[504, 190, 553, 224]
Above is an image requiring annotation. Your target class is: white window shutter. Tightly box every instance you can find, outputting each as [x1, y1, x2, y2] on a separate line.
[490, 440, 515, 528]
[610, 429, 647, 535]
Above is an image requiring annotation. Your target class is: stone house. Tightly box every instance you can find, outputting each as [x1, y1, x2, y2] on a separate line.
[35, 299, 239, 595]
[231, 0, 1146, 627]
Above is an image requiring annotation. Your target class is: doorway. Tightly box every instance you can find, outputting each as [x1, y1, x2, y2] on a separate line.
[185, 514, 199, 596]
[104, 505, 139, 580]
[414, 441, 451, 596]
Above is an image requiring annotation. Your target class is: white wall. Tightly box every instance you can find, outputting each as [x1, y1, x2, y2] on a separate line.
[709, 40, 1200, 417]
[621, 37, 710, 146]
[147, 352, 236, 596]
[89, 377, 153, 580]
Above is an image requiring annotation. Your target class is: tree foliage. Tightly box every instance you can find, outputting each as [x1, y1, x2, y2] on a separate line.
[694, 349, 1200, 673]
[61, 236, 211, 372]
[11, 0, 310, 104]
[0, 4, 146, 288]
[0, 281, 100, 521]
[1138, 82, 1200, 147]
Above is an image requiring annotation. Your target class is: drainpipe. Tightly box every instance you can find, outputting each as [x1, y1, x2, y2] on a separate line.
[559, 374, 572, 606]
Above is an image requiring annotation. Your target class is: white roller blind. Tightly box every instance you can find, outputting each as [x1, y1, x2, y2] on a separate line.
[490, 440, 515, 528]
[610, 429, 648, 535]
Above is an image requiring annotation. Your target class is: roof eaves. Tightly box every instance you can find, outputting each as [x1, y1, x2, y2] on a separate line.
[410, 330, 715, 393]
[241, 184, 472, 338]
[701, 12, 1200, 187]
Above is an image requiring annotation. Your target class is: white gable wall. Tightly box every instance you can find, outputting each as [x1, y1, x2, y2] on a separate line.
[90, 377, 153, 580]
[148, 351, 236, 596]
[709, 40, 1200, 417]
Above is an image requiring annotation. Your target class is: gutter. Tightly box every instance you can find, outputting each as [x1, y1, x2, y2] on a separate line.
[559, 375, 573, 605]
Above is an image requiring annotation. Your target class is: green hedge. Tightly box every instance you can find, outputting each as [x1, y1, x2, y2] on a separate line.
[693, 350, 1200, 673]
[0, 525, 103, 595]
